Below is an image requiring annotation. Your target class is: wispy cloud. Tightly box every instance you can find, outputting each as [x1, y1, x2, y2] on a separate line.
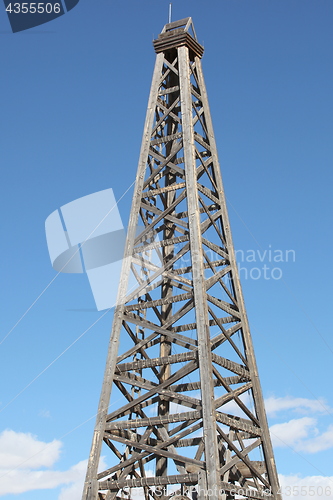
[298, 425, 333, 454]
[265, 396, 330, 416]
[270, 417, 317, 448]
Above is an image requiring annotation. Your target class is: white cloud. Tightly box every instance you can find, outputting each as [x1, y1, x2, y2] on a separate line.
[265, 396, 330, 416]
[0, 429, 62, 469]
[298, 425, 333, 454]
[279, 474, 333, 500]
[270, 417, 317, 448]
[0, 429, 86, 497]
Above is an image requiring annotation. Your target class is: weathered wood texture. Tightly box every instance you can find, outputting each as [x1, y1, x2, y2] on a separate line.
[82, 17, 281, 500]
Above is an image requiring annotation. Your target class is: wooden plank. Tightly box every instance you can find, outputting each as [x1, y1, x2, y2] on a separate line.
[211, 353, 248, 378]
[106, 429, 158, 447]
[116, 351, 197, 372]
[159, 85, 180, 96]
[133, 234, 189, 254]
[173, 314, 236, 333]
[158, 273, 192, 290]
[214, 382, 253, 409]
[170, 375, 247, 393]
[98, 473, 198, 491]
[215, 412, 261, 437]
[105, 411, 201, 430]
[201, 237, 228, 260]
[141, 182, 185, 198]
[211, 322, 243, 350]
[236, 461, 266, 478]
[124, 291, 193, 312]
[193, 130, 210, 150]
[116, 330, 159, 363]
[205, 266, 231, 290]
[175, 437, 202, 448]
[150, 131, 182, 146]
[207, 294, 241, 318]
[173, 259, 227, 276]
[154, 32, 204, 59]
[164, 18, 190, 31]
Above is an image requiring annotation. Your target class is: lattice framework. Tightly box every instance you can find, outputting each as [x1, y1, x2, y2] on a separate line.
[82, 18, 281, 500]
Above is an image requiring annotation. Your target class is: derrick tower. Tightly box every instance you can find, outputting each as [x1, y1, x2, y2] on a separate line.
[82, 18, 280, 500]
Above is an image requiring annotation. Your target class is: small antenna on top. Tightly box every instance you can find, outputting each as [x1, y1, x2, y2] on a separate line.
[168, 3, 172, 24]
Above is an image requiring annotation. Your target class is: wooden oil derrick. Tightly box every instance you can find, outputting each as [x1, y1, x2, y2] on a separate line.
[82, 18, 281, 500]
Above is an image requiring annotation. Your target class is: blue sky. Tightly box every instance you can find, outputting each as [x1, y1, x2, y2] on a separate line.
[1, 0, 333, 498]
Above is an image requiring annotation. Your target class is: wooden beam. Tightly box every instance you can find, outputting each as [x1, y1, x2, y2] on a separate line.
[116, 351, 197, 372]
[105, 411, 201, 430]
[98, 474, 198, 491]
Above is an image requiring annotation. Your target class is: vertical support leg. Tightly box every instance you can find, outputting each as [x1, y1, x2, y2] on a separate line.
[178, 45, 221, 500]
